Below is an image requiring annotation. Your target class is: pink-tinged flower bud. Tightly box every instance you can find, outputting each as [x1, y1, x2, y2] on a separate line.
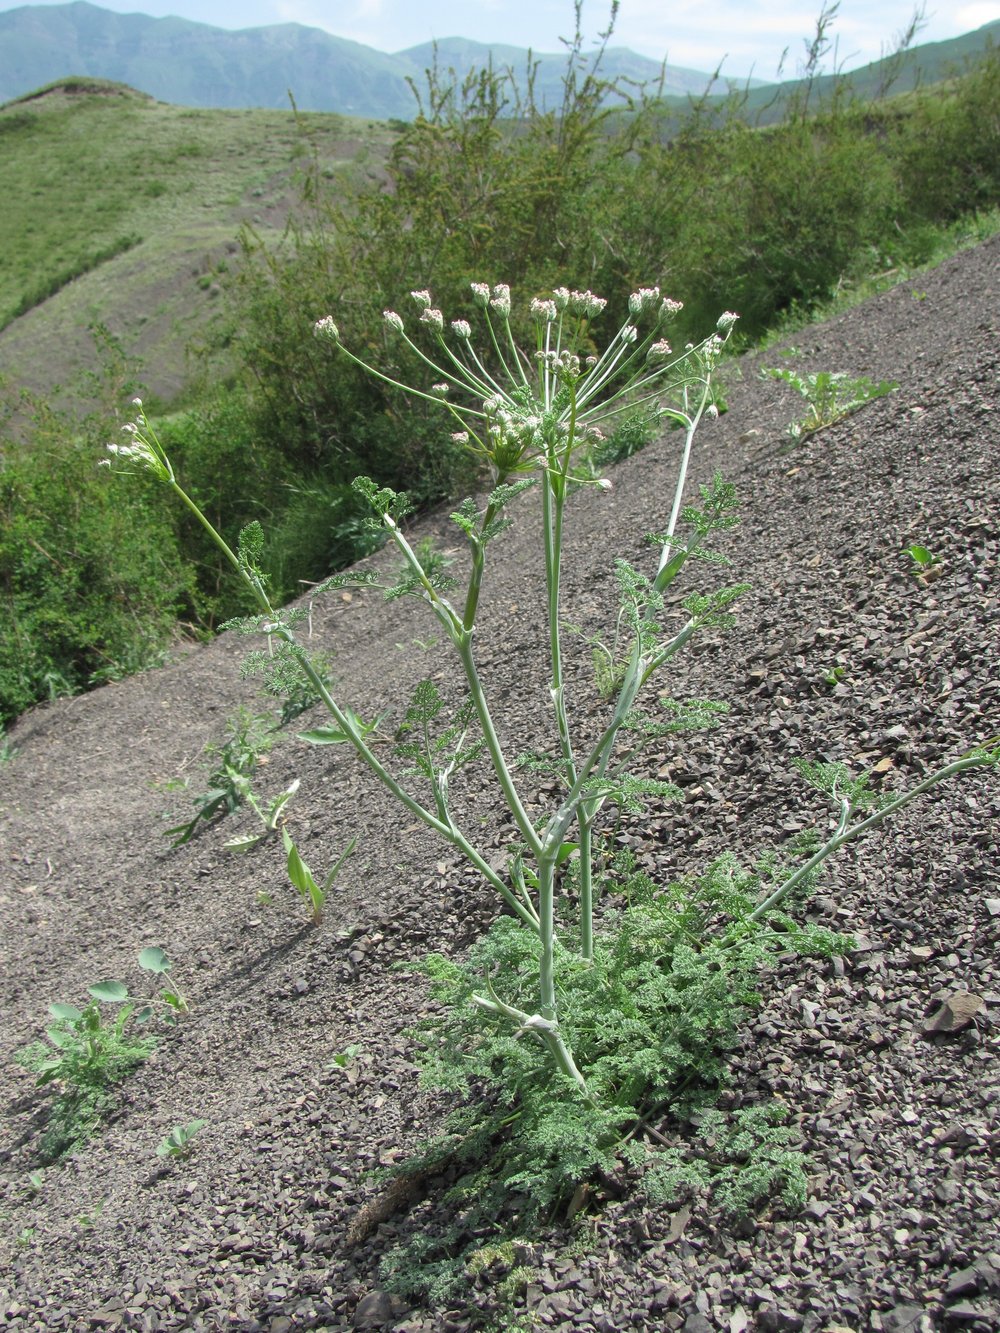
[431, 383, 450, 397]
[647, 339, 672, 362]
[490, 284, 511, 317]
[569, 290, 607, 318]
[470, 282, 491, 307]
[716, 310, 739, 330]
[596, 477, 613, 492]
[451, 431, 470, 445]
[530, 298, 557, 322]
[620, 324, 638, 343]
[552, 287, 570, 311]
[313, 316, 340, 343]
[628, 286, 660, 315]
[383, 310, 404, 332]
[451, 319, 472, 340]
[410, 289, 432, 309]
[420, 307, 444, 332]
[659, 298, 684, 320]
[707, 403, 720, 419]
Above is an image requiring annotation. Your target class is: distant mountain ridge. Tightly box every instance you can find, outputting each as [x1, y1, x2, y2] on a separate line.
[2, 2, 998, 120]
[0, 0, 740, 116]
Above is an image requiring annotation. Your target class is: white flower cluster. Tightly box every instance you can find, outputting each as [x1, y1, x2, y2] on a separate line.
[628, 286, 660, 315]
[313, 316, 340, 343]
[646, 339, 673, 362]
[530, 297, 558, 323]
[568, 290, 607, 318]
[716, 310, 740, 330]
[420, 307, 445, 332]
[489, 284, 511, 317]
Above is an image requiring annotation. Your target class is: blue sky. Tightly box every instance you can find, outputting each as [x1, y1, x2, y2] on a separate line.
[4, 1, 1000, 77]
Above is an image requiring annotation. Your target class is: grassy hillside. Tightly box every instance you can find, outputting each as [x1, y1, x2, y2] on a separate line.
[0, 80, 393, 404]
[1, 43, 998, 729]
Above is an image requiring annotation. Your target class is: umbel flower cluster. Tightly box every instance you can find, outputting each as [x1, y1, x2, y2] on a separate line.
[313, 283, 738, 489]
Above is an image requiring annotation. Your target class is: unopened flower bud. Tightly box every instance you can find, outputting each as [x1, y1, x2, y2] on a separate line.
[470, 282, 490, 307]
[383, 310, 404, 332]
[628, 286, 660, 315]
[410, 289, 432, 309]
[596, 477, 613, 492]
[451, 319, 472, 340]
[530, 297, 557, 322]
[490, 284, 511, 317]
[647, 339, 672, 362]
[431, 382, 450, 397]
[420, 307, 444, 332]
[552, 287, 570, 311]
[659, 298, 684, 320]
[313, 316, 340, 343]
[716, 310, 739, 330]
[569, 289, 607, 318]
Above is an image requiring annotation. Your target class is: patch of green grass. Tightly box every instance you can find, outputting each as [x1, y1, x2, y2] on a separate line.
[0, 83, 394, 403]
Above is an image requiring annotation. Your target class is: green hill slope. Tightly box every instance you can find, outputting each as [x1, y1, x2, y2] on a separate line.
[0, 80, 392, 404]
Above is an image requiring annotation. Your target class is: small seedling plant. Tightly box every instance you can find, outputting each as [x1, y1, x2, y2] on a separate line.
[156, 1119, 207, 1159]
[108, 285, 998, 1253]
[763, 365, 898, 440]
[18, 950, 187, 1160]
[164, 707, 272, 846]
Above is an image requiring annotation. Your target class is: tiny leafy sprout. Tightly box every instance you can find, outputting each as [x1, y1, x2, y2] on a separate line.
[329, 1044, 361, 1070]
[136, 947, 188, 1019]
[224, 777, 301, 853]
[904, 543, 940, 569]
[25, 1169, 45, 1196]
[156, 1119, 207, 1159]
[823, 664, 846, 687]
[282, 828, 358, 925]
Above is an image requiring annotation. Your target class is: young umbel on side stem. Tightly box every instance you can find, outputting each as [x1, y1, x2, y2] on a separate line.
[107, 285, 999, 1107]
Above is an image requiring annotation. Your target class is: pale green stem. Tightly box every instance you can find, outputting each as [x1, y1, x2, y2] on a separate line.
[455, 633, 545, 862]
[578, 815, 595, 961]
[662, 383, 711, 553]
[471, 986, 591, 1099]
[742, 749, 998, 929]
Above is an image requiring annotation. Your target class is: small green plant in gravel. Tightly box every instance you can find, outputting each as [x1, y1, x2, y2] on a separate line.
[18, 981, 158, 1162]
[763, 365, 898, 440]
[135, 946, 188, 1019]
[156, 1119, 206, 1159]
[18, 950, 188, 1161]
[164, 706, 272, 846]
[282, 827, 358, 925]
[109, 283, 999, 1295]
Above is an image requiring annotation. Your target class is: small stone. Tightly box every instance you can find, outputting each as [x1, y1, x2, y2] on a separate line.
[353, 1290, 408, 1329]
[923, 991, 986, 1034]
[881, 1305, 929, 1332]
[945, 1268, 983, 1299]
[943, 1302, 993, 1324]
[984, 899, 1000, 917]
[907, 946, 935, 965]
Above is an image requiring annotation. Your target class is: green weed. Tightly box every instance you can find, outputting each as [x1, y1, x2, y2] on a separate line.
[164, 707, 272, 846]
[156, 1119, 206, 1159]
[763, 365, 898, 439]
